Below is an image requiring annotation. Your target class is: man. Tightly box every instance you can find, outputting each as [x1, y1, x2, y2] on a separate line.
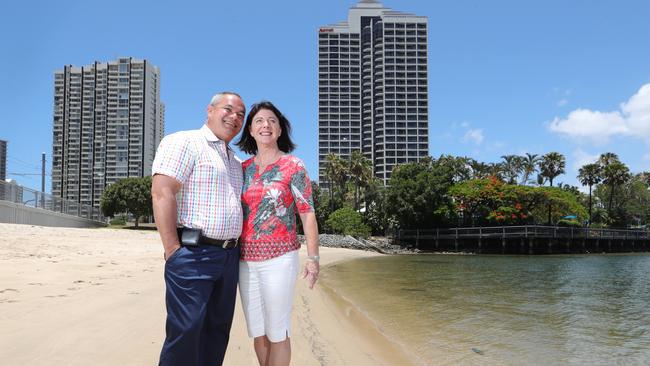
[151, 92, 246, 366]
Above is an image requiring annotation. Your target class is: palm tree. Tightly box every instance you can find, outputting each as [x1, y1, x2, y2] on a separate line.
[638, 171, 650, 186]
[437, 155, 472, 182]
[602, 161, 631, 215]
[348, 150, 372, 211]
[538, 152, 566, 224]
[578, 163, 603, 225]
[325, 153, 348, 211]
[538, 152, 566, 187]
[468, 159, 491, 180]
[598, 152, 620, 167]
[487, 162, 506, 181]
[521, 153, 541, 185]
[500, 154, 524, 185]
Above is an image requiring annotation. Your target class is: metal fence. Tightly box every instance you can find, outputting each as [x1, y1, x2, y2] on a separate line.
[0, 180, 105, 222]
[398, 225, 650, 241]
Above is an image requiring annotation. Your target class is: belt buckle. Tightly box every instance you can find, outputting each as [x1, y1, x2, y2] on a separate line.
[222, 239, 236, 249]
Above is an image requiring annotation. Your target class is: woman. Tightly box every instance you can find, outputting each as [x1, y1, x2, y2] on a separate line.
[236, 101, 320, 366]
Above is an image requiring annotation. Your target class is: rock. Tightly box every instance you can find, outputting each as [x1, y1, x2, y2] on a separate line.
[298, 234, 414, 254]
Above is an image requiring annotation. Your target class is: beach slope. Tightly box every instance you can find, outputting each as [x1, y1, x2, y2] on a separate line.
[0, 224, 415, 365]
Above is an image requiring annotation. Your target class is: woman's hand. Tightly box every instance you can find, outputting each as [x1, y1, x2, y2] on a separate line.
[302, 258, 320, 289]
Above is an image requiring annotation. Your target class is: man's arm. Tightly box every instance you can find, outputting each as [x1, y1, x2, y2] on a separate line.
[152, 174, 182, 260]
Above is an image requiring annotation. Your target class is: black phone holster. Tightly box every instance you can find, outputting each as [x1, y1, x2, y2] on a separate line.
[177, 227, 201, 247]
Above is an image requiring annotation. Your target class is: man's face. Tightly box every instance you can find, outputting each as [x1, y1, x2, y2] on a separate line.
[206, 94, 245, 143]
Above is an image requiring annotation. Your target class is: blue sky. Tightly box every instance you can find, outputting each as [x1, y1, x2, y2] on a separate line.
[1, 0, 649, 193]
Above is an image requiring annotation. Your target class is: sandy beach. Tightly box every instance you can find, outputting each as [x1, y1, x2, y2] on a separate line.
[0, 223, 417, 365]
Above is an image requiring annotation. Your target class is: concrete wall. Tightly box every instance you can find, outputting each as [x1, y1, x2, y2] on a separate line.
[0, 201, 106, 228]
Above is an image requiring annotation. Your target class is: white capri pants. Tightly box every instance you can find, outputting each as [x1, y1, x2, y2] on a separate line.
[239, 250, 299, 342]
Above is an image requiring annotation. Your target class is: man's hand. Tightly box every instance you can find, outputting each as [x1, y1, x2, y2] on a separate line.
[164, 244, 181, 261]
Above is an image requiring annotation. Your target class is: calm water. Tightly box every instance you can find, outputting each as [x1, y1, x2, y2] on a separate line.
[321, 254, 650, 365]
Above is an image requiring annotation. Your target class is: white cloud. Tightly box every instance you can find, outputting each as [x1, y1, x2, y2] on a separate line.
[621, 84, 650, 142]
[572, 148, 600, 171]
[548, 83, 650, 144]
[462, 129, 484, 145]
[548, 109, 628, 144]
[455, 121, 485, 146]
[557, 99, 568, 107]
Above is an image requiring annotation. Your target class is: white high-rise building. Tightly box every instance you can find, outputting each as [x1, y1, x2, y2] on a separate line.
[52, 57, 163, 208]
[318, 0, 429, 186]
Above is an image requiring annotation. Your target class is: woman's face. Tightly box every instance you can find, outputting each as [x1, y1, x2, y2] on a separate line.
[250, 108, 282, 147]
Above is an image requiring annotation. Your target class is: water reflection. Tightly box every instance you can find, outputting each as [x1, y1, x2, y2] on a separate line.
[322, 254, 650, 365]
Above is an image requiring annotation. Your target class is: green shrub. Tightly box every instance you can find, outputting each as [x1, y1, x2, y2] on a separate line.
[325, 207, 371, 238]
[110, 215, 127, 226]
[557, 219, 582, 227]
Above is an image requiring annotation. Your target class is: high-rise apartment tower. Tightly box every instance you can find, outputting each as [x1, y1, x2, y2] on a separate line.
[318, 0, 429, 186]
[0, 139, 7, 181]
[52, 57, 163, 208]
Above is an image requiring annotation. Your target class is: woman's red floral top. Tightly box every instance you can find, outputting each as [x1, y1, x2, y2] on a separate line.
[240, 155, 314, 261]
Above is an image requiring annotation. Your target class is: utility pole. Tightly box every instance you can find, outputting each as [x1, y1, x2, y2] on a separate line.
[41, 152, 46, 192]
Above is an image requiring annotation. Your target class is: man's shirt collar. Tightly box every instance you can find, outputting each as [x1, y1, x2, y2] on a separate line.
[201, 124, 222, 143]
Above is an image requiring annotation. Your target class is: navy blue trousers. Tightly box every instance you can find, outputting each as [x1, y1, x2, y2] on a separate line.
[159, 245, 240, 366]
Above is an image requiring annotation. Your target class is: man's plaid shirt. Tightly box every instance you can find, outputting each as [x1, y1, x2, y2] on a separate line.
[152, 125, 243, 240]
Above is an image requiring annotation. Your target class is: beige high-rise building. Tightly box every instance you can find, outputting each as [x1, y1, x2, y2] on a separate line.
[318, 0, 429, 186]
[52, 57, 163, 208]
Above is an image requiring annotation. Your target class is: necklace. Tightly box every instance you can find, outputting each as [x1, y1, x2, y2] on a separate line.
[255, 150, 283, 172]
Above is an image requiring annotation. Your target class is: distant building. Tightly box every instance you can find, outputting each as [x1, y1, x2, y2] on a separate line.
[52, 57, 163, 208]
[1, 179, 22, 204]
[318, 0, 429, 186]
[0, 139, 6, 181]
[157, 102, 166, 153]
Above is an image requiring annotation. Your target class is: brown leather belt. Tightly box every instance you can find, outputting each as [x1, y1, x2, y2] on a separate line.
[199, 235, 239, 249]
[177, 228, 239, 249]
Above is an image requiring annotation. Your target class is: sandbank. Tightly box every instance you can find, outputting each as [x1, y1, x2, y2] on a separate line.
[0, 223, 417, 365]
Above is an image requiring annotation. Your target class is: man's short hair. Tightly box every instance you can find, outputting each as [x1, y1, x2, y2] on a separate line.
[210, 91, 243, 106]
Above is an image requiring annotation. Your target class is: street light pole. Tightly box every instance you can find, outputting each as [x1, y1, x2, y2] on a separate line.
[41, 152, 46, 193]
[41, 152, 46, 208]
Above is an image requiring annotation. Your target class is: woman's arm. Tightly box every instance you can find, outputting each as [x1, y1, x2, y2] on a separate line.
[299, 211, 320, 289]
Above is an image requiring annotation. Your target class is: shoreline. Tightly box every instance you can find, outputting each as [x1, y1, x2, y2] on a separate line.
[0, 223, 420, 365]
[317, 273, 424, 366]
[291, 248, 421, 366]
